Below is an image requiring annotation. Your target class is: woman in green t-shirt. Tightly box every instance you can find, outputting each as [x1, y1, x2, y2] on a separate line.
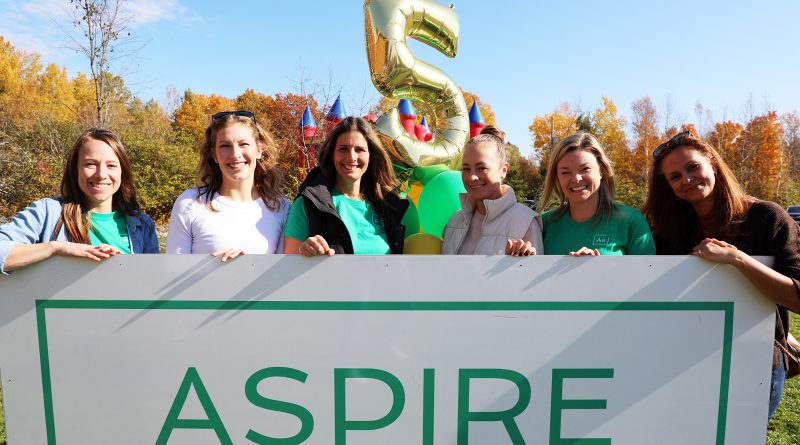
[0, 128, 159, 274]
[538, 132, 655, 256]
[283, 117, 408, 256]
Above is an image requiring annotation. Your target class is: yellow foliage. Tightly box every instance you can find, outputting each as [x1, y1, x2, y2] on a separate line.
[630, 96, 661, 182]
[528, 102, 578, 168]
[592, 96, 628, 176]
[173, 91, 236, 142]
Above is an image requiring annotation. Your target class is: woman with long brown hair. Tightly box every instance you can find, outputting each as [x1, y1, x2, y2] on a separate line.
[0, 128, 159, 273]
[643, 130, 800, 418]
[284, 116, 408, 256]
[166, 111, 289, 260]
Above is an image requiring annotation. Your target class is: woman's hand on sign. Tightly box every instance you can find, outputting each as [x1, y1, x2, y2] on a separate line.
[212, 248, 246, 262]
[298, 235, 335, 257]
[505, 239, 536, 256]
[692, 238, 740, 264]
[569, 246, 600, 257]
[53, 241, 121, 262]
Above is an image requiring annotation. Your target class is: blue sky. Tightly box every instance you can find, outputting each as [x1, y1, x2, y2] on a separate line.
[2, 0, 799, 156]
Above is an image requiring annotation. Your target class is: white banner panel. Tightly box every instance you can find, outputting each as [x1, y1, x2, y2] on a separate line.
[0, 255, 776, 444]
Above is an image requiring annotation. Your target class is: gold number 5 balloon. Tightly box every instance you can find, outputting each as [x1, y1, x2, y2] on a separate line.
[364, 0, 469, 167]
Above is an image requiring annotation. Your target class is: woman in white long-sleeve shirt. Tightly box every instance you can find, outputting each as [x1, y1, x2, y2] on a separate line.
[166, 111, 289, 260]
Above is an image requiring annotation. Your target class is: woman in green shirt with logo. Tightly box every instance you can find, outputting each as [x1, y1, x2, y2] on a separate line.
[538, 132, 655, 256]
[0, 128, 159, 273]
[284, 117, 408, 256]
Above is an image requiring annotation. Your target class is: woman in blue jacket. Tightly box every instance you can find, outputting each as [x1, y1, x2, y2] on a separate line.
[0, 128, 159, 274]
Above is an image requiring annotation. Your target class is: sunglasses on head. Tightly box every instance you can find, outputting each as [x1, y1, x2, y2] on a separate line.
[211, 110, 256, 123]
[653, 130, 692, 158]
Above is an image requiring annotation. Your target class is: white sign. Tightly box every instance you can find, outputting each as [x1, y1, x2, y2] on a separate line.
[0, 255, 776, 444]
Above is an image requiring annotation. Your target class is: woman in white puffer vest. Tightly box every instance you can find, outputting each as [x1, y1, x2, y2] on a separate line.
[441, 126, 543, 255]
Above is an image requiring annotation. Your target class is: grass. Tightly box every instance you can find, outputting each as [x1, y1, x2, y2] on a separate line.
[0, 318, 796, 444]
[0, 384, 5, 445]
[767, 313, 800, 444]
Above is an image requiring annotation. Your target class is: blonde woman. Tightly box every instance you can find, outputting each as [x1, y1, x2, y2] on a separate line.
[442, 126, 542, 256]
[539, 131, 654, 256]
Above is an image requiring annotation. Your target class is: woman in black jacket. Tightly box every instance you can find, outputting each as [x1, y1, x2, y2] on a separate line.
[284, 116, 408, 256]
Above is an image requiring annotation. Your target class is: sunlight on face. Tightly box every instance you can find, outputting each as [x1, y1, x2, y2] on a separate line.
[78, 138, 122, 213]
[461, 141, 507, 203]
[556, 149, 602, 208]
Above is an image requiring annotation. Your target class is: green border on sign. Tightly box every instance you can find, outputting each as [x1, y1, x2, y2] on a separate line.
[35, 300, 734, 445]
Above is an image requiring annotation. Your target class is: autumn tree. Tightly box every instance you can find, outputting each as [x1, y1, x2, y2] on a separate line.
[0, 38, 79, 215]
[592, 96, 628, 175]
[741, 112, 784, 200]
[172, 90, 236, 142]
[630, 96, 660, 184]
[262, 93, 321, 197]
[575, 112, 596, 134]
[528, 102, 578, 170]
[38, 63, 81, 121]
[122, 99, 197, 219]
[707, 120, 744, 169]
[71, 72, 98, 124]
[781, 112, 800, 205]
[780, 112, 800, 179]
[0, 37, 46, 123]
[505, 142, 541, 202]
[235, 89, 275, 122]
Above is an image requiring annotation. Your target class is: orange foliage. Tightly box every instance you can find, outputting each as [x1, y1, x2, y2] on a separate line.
[708, 121, 744, 165]
[262, 93, 321, 185]
[740, 112, 784, 199]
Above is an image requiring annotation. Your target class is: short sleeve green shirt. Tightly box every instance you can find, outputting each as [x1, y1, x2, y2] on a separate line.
[285, 191, 391, 255]
[89, 211, 131, 254]
[542, 204, 655, 255]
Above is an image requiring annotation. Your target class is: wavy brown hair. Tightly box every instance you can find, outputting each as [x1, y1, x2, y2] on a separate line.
[317, 116, 400, 208]
[197, 113, 284, 211]
[56, 128, 141, 243]
[538, 131, 616, 223]
[643, 133, 751, 243]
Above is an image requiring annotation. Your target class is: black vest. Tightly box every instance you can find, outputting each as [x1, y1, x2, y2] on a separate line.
[297, 167, 408, 254]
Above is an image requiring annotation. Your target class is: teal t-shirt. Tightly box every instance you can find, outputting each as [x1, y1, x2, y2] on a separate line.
[542, 203, 655, 255]
[88, 211, 131, 254]
[285, 191, 390, 255]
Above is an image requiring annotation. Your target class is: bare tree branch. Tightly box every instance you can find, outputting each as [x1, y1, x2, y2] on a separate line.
[63, 0, 138, 127]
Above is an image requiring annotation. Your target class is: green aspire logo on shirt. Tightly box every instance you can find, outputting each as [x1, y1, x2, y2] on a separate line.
[592, 234, 610, 247]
